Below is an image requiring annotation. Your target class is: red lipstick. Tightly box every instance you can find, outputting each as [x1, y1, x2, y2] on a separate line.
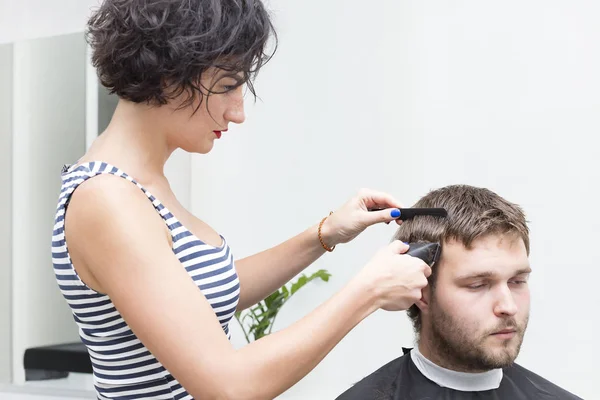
[214, 128, 227, 139]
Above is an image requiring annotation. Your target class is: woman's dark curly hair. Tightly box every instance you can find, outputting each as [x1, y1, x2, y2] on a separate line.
[86, 0, 276, 109]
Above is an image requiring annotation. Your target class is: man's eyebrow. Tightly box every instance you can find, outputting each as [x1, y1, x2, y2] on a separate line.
[455, 267, 532, 281]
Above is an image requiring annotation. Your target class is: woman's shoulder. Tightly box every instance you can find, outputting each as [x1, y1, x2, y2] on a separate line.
[63, 168, 175, 292]
[66, 166, 163, 226]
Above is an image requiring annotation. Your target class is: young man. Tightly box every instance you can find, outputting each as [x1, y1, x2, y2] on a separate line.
[336, 185, 582, 400]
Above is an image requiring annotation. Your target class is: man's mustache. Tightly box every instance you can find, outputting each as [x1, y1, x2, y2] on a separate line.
[488, 318, 522, 335]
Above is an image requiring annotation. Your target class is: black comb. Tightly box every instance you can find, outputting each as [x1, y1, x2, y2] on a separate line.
[369, 207, 447, 221]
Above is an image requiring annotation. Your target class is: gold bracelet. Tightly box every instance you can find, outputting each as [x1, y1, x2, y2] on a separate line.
[318, 211, 335, 252]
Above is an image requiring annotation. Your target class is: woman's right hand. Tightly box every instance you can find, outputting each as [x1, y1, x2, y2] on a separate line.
[355, 240, 432, 311]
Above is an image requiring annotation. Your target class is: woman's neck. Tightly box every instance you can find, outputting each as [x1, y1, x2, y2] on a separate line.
[85, 100, 175, 180]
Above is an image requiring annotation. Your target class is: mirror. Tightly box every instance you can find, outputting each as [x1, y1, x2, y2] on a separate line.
[0, 31, 117, 397]
[0, 41, 14, 387]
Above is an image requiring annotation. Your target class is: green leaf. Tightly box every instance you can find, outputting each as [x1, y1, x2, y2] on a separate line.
[290, 269, 331, 295]
[234, 269, 332, 343]
[310, 269, 332, 282]
[253, 317, 272, 340]
[264, 290, 281, 308]
[262, 290, 290, 316]
[290, 275, 308, 295]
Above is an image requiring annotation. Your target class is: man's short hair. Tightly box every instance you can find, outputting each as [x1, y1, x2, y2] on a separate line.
[393, 184, 530, 334]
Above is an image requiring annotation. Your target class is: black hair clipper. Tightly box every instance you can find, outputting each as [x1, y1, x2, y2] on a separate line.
[406, 242, 441, 267]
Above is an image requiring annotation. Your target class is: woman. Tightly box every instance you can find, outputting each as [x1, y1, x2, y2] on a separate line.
[52, 0, 431, 399]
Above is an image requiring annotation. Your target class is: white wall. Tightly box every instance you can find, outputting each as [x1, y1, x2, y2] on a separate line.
[0, 0, 100, 45]
[0, 43, 13, 384]
[191, 1, 599, 399]
[11, 33, 88, 384]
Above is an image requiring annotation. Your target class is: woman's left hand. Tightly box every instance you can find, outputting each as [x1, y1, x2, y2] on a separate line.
[321, 188, 404, 248]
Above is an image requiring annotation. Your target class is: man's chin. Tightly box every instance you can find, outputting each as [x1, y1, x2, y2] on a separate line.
[483, 353, 517, 369]
[479, 343, 521, 369]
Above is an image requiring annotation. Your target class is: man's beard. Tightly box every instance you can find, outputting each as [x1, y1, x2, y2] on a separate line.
[426, 297, 529, 373]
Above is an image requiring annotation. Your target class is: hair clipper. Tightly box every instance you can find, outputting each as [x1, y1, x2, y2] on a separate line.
[406, 242, 441, 267]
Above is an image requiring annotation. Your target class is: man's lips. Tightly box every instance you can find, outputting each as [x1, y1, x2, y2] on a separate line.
[493, 328, 516, 334]
[491, 328, 517, 338]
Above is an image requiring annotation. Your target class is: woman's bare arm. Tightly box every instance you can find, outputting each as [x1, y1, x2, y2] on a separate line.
[234, 223, 329, 310]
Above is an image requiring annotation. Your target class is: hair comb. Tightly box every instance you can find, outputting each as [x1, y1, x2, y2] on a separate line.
[369, 207, 447, 221]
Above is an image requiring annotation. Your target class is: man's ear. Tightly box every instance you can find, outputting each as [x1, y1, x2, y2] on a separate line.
[414, 285, 431, 314]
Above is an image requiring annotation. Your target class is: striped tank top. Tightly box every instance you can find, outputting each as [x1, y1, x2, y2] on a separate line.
[52, 161, 240, 399]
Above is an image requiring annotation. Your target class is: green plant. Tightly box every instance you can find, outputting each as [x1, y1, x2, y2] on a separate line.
[235, 269, 332, 343]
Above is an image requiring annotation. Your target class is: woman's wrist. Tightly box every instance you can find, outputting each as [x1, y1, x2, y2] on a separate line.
[316, 213, 338, 251]
[343, 274, 380, 317]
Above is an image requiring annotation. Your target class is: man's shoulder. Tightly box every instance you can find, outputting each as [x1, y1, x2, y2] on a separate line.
[335, 353, 412, 400]
[507, 363, 584, 400]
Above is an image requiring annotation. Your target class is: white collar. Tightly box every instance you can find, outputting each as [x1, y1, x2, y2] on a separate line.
[410, 346, 503, 392]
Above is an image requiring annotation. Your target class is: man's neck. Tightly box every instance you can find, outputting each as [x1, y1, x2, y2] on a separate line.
[410, 345, 503, 392]
[418, 337, 487, 373]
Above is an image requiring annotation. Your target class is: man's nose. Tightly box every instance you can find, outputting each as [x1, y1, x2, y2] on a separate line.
[493, 285, 518, 317]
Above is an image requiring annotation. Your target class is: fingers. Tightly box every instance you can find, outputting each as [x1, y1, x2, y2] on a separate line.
[411, 289, 423, 301]
[362, 240, 434, 312]
[358, 188, 404, 210]
[387, 242, 433, 278]
[422, 263, 432, 278]
[356, 188, 406, 227]
[388, 240, 410, 254]
[370, 208, 403, 225]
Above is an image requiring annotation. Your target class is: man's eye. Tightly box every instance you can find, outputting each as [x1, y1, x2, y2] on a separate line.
[509, 280, 527, 285]
[468, 283, 486, 289]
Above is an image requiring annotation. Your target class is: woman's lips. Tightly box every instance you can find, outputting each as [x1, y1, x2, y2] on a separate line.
[214, 129, 228, 139]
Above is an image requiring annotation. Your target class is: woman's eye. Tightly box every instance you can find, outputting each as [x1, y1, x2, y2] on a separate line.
[222, 80, 242, 92]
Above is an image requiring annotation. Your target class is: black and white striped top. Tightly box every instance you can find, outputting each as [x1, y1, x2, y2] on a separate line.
[52, 161, 240, 399]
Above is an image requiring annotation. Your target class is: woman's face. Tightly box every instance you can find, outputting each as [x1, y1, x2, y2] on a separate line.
[165, 68, 246, 154]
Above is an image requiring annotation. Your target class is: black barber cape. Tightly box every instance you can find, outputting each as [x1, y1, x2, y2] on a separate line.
[336, 348, 583, 400]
